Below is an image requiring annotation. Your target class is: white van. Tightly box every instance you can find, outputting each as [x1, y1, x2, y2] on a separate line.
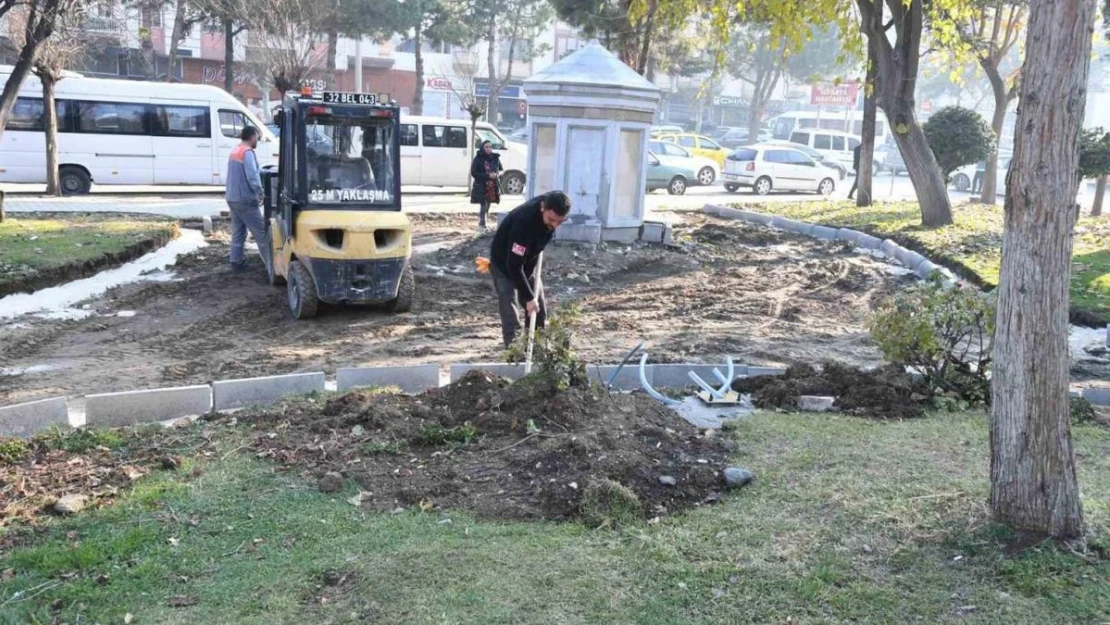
[787, 129, 861, 172]
[0, 66, 276, 194]
[399, 115, 528, 194]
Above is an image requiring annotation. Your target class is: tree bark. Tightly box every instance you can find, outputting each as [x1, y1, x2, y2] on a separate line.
[857, 0, 953, 227]
[858, 42, 878, 207]
[0, 0, 59, 141]
[167, 0, 188, 82]
[1094, 175, 1107, 216]
[42, 74, 60, 196]
[412, 23, 424, 115]
[486, 17, 498, 123]
[224, 18, 235, 94]
[989, 0, 1094, 540]
[636, 0, 659, 75]
[326, 29, 339, 84]
[980, 63, 1009, 204]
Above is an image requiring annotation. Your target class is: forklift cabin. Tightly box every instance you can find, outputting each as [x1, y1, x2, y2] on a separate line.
[264, 90, 413, 320]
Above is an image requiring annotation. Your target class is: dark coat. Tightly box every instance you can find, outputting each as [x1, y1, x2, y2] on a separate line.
[470, 151, 503, 204]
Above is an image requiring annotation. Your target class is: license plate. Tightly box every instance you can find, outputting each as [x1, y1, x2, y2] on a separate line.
[724, 174, 739, 180]
[322, 92, 377, 105]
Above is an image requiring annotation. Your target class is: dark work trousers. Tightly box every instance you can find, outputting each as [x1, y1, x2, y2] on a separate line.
[848, 174, 859, 199]
[492, 266, 546, 348]
[972, 172, 984, 193]
[227, 200, 272, 273]
[479, 201, 491, 229]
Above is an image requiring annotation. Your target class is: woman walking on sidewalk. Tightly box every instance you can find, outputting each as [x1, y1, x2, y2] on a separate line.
[470, 140, 503, 232]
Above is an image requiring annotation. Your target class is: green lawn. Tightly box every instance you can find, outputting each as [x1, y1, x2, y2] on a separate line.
[2, 410, 1108, 624]
[0, 214, 178, 295]
[728, 201, 1110, 323]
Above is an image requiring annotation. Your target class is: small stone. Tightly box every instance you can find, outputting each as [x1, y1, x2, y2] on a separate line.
[659, 476, 677, 486]
[319, 472, 344, 493]
[797, 396, 836, 412]
[351, 425, 365, 437]
[862, 544, 874, 554]
[53, 494, 88, 515]
[160, 456, 183, 470]
[723, 468, 755, 489]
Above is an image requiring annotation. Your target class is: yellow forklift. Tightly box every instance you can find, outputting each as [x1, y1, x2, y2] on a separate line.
[263, 89, 413, 319]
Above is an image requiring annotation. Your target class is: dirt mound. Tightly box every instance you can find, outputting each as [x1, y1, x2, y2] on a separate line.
[732, 362, 931, 419]
[241, 371, 735, 523]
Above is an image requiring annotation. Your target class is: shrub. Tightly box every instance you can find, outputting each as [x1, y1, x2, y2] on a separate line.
[579, 479, 643, 528]
[868, 276, 995, 404]
[923, 106, 995, 183]
[1071, 396, 1099, 425]
[505, 302, 588, 391]
[0, 437, 31, 465]
[416, 422, 478, 447]
[360, 440, 407, 455]
[1078, 127, 1110, 179]
[34, 426, 124, 454]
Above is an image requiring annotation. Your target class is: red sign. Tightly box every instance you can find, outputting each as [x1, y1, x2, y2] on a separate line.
[921, 99, 933, 114]
[810, 83, 860, 107]
[426, 77, 453, 90]
[517, 100, 527, 115]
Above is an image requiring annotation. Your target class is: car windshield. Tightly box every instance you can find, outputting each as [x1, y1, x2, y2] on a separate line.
[305, 117, 396, 206]
[475, 127, 504, 149]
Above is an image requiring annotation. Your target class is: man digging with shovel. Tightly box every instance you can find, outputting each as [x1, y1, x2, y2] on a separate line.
[475, 191, 572, 357]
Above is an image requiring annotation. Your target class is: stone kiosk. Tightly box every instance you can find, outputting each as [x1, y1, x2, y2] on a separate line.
[522, 43, 663, 244]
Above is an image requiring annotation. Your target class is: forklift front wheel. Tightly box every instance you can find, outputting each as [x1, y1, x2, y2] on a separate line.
[386, 262, 414, 313]
[287, 260, 319, 319]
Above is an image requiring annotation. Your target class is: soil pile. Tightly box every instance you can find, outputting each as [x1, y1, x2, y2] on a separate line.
[733, 362, 931, 419]
[242, 371, 735, 523]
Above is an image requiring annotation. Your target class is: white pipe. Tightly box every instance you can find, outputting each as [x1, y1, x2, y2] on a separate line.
[355, 39, 363, 93]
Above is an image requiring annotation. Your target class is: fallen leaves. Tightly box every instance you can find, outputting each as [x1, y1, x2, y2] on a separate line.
[168, 595, 197, 608]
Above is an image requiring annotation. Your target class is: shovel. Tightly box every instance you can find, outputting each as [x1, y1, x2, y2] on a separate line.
[524, 253, 543, 376]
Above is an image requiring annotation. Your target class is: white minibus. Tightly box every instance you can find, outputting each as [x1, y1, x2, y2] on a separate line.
[399, 115, 528, 194]
[0, 65, 275, 194]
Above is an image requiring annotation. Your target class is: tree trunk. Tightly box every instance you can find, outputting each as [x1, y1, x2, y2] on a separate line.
[0, 41, 40, 141]
[413, 25, 425, 115]
[486, 18, 498, 123]
[989, 0, 1094, 540]
[1093, 175, 1107, 216]
[858, 44, 878, 207]
[167, 0, 187, 82]
[42, 74, 60, 196]
[636, 0, 659, 75]
[224, 18, 235, 94]
[0, 190, 5, 223]
[326, 29, 339, 84]
[980, 63, 1009, 204]
[857, 0, 953, 227]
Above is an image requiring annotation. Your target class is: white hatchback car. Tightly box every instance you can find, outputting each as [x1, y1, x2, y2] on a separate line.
[722, 145, 838, 196]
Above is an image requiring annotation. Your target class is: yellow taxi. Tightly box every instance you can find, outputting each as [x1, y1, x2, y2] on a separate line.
[654, 133, 730, 168]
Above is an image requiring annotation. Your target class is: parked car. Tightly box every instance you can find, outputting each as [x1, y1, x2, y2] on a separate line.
[653, 132, 730, 168]
[646, 151, 697, 195]
[507, 127, 529, 144]
[721, 144, 837, 196]
[952, 156, 1011, 193]
[764, 140, 847, 180]
[719, 128, 773, 148]
[710, 126, 741, 140]
[649, 139, 719, 185]
[651, 124, 685, 136]
[787, 129, 861, 173]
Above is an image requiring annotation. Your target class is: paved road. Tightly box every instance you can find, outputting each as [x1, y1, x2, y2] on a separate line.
[3, 175, 1092, 219]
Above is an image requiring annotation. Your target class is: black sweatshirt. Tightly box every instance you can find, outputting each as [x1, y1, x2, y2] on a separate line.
[490, 195, 555, 303]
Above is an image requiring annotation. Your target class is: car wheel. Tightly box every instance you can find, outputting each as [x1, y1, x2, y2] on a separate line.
[724, 183, 740, 193]
[753, 176, 772, 196]
[667, 176, 687, 195]
[697, 166, 716, 186]
[59, 166, 92, 195]
[500, 171, 525, 195]
[953, 173, 970, 192]
[818, 178, 835, 196]
[287, 260, 319, 320]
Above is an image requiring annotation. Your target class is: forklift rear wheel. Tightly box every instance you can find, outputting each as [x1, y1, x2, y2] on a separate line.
[287, 260, 319, 319]
[386, 262, 415, 313]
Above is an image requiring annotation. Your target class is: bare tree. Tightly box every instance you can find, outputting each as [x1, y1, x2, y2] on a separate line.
[446, 51, 485, 191]
[989, 0, 1095, 539]
[0, 0, 79, 140]
[250, 0, 326, 94]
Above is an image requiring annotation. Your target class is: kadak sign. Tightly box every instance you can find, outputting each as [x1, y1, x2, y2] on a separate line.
[810, 82, 860, 107]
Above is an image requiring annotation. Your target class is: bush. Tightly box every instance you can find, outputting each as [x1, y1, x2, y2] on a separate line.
[0, 437, 30, 465]
[868, 276, 995, 405]
[416, 422, 478, 447]
[505, 302, 588, 391]
[1079, 127, 1110, 179]
[923, 106, 995, 183]
[1071, 396, 1099, 425]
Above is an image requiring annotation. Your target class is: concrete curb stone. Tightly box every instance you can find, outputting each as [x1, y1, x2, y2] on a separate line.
[212, 372, 325, 411]
[336, 365, 441, 394]
[86, 385, 212, 427]
[0, 397, 69, 437]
